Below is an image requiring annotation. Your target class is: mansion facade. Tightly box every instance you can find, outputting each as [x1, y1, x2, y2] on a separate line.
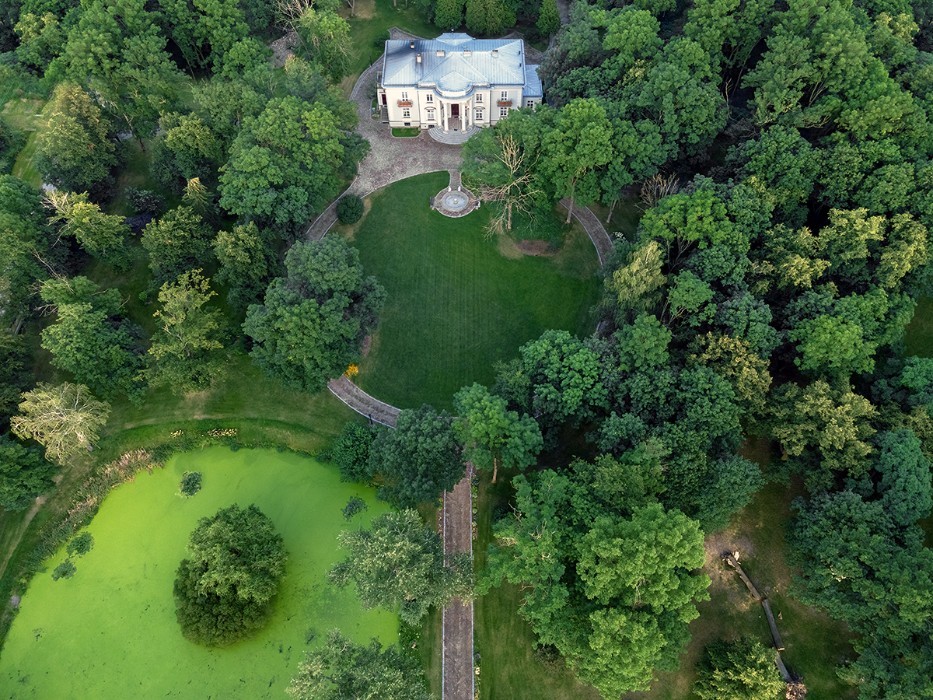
[377, 33, 543, 132]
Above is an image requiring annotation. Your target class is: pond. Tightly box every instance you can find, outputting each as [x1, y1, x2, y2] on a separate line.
[0, 447, 396, 698]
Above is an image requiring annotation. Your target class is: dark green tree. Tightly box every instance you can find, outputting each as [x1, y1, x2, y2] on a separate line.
[174, 504, 287, 646]
[243, 237, 385, 392]
[35, 83, 115, 192]
[694, 640, 785, 700]
[287, 631, 432, 700]
[0, 437, 57, 511]
[371, 405, 465, 508]
[453, 383, 542, 484]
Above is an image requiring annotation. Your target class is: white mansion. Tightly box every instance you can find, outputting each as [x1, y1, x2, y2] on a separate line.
[377, 33, 543, 133]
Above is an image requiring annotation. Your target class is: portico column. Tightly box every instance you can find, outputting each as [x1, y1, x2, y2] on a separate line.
[442, 101, 448, 132]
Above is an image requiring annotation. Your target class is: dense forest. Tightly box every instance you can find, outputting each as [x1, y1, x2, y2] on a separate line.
[0, 0, 932, 697]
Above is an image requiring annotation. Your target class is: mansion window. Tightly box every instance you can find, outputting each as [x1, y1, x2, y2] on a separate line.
[499, 106, 509, 118]
[476, 94, 483, 103]
[401, 91, 409, 100]
[426, 108, 435, 120]
[500, 90, 508, 100]
[402, 108, 411, 118]
[526, 100, 535, 108]
[426, 93, 433, 103]
[475, 108, 484, 121]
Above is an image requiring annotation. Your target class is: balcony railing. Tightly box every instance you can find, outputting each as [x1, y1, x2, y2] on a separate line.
[496, 100, 512, 107]
[397, 99, 413, 107]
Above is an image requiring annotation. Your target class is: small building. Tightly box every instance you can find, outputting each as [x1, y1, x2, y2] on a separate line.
[377, 33, 543, 133]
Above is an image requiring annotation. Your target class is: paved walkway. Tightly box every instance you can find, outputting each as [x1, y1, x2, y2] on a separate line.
[306, 35, 462, 241]
[442, 465, 474, 700]
[560, 198, 613, 266]
[327, 376, 400, 427]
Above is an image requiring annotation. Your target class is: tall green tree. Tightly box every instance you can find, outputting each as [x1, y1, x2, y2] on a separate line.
[371, 405, 465, 508]
[212, 222, 272, 311]
[219, 96, 366, 233]
[47, 192, 131, 268]
[53, 0, 181, 139]
[39, 277, 142, 399]
[174, 504, 287, 646]
[0, 437, 57, 511]
[243, 237, 385, 392]
[288, 631, 432, 700]
[434, 0, 464, 29]
[330, 509, 473, 625]
[453, 383, 542, 483]
[146, 269, 226, 394]
[140, 206, 214, 287]
[35, 83, 115, 192]
[693, 640, 785, 700]
[541, 98, 614, 223]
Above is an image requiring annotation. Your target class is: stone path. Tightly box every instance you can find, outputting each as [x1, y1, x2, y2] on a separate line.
[560, 198, 614, 266]
[442, 465, 475, 700]
[327, 375, 400, 427]
[305, 32, 462, 241]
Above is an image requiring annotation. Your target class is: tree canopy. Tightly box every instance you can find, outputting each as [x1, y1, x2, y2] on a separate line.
[174, 504, 287, 646]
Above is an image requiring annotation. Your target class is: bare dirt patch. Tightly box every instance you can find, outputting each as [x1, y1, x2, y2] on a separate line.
[496, 234, 523, 259]
[705, 529, 757, 611]
[516, 239, 555, 257]
[344, 0, 375, 20]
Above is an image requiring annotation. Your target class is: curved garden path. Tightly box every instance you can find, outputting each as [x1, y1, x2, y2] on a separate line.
[313, 29, 613, 700]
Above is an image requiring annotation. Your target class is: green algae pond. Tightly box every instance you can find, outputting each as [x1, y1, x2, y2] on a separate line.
[0, 447, 397, 698]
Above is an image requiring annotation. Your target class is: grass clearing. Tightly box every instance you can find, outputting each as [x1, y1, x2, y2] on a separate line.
[2, 98, 46, 187]
[474, 472, 601, 700]
[474, 472, 856, 700]
[0, 447, 397, 698]
[391, 126, 421, 137]
[351, 172, 600, 409]
[345, 0, 438, 79]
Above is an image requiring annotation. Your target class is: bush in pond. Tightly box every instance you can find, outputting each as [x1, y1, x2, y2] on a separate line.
[331, 422, 377, 483]
[67, 532, 94, 557]
[179, 471, 202, 497]
[174, 504, 287, 646]
[342, 496, 367, 520]
[52, 559, 76, 580]
[336, 195, 364, 225]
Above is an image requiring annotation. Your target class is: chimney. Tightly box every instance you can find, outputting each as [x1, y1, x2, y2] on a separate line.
[409, 41, 415, 49]
[416, 53, 422, 63]
[491, 49, 498, 58]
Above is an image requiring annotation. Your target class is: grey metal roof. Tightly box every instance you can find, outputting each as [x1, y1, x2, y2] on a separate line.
[524, 64, 543, 98]
[382, 33, 527, 93]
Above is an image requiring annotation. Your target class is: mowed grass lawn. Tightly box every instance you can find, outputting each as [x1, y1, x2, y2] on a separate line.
[0, 447, 397, 699]
[349, 172, 601, 409]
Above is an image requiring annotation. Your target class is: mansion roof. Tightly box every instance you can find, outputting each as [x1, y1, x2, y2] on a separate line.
[382, 33, 530, 94]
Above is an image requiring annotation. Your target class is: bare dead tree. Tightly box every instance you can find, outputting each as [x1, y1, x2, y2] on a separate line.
[639, 172, 680, 211]
[479, 133, 541, 238]
[274, 0, 315, 29]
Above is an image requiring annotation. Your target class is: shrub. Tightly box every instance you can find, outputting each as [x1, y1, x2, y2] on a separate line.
[336, 194, 364, 225]
[52, 560, 76, 580]
[342, 496, 367, 520]
[67, 532, 94, 557]
[126, 188, 165, 215]
[174, 504, 287, 646]
[179, 471, 203, 497]
[331, 422, 376, 482]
